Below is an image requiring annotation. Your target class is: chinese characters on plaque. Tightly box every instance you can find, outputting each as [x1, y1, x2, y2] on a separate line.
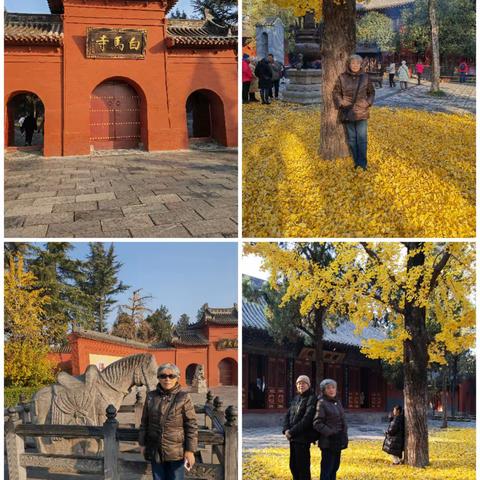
[86, 28, 147, 59]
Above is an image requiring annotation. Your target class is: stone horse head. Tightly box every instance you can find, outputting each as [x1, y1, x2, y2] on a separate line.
[32, 353, 158, 454]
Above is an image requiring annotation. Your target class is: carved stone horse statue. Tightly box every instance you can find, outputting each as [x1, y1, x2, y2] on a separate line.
[32, 353, 158, 455]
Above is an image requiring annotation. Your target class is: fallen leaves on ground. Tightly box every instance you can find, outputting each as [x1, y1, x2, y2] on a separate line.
[243, 429, 475, 480]
[242, 103, 475, 237]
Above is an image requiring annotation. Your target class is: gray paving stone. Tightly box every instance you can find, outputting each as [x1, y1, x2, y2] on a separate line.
[121, 204, 168, 216]
[129, 224, 191, 238]
[194, 205, 237, 221]
[98, 198, 141, 210]
[74, 208, 124, 222]
[6, 204, 53, 216]
[48, 220, 102, 236]
[183, 218, 238, 236]
[53, 201, 98, 213]
[17, 190, 57, 199]
[6, 224, 48, 238]
[5, 216, 25, 229]
[101, 214, 154, 231]
[150, 209, 203, 226]
[139, 193, 183, 204]
[24, 212, 73, 226]
[75, 192, 116, 202]
[33, 195, 76, 206]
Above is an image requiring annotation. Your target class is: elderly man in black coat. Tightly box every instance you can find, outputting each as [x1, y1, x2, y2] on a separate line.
[254, 57, 273, 105]
[313, 379, 348, 480]
[283, 375, 317, 480]
[382, 405, 405, 464]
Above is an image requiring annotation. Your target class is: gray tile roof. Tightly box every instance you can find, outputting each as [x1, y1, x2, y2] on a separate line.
[243, 277, 386, 347]
[357, 0, 415, 11]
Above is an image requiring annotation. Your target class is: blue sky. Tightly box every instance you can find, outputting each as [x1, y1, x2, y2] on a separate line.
[5, 0, 196, 16]
[32, 242, 238, 328]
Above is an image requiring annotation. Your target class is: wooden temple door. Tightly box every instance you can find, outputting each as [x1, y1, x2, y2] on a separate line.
[347, 366, 361, 409]
[267, 357, 286, 409]
[90, 81, 140, 150]
[219, 358, 235, 386]
[369, 370, 384, 409]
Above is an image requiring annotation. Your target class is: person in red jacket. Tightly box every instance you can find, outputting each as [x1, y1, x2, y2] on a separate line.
[415, 60, 424, 85]
[242, 54, 254, 104]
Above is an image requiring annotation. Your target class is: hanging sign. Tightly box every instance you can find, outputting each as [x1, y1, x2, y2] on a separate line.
[86, 28, 147, 59]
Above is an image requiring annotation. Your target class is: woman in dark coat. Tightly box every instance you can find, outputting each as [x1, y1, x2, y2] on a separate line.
[382, 405, 405, 464]
[333, 54, 375, 170]
[283, 375, 317, 480]
[139, 363, 198, 480]
[313, 379, 348, 480]
[254, 57, 273, 105]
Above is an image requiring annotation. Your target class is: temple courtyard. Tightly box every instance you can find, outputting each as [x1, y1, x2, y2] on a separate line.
[4, 148, 237, 238]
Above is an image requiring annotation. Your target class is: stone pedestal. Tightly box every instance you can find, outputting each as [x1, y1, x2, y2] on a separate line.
[282, 69, 322, 105]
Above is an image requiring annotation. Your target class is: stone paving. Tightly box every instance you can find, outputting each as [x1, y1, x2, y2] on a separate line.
[4, 148, 238, 238]
[242, 419, 476, 450]
[276, 77, 475, 115]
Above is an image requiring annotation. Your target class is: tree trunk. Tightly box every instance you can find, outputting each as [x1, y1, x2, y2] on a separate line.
[403, 243, 430, 467]
[450, 356, 457, 417]
[428, 0, 441, 92]
[314, 308, 326, 391]
[320, 0, 356, 159]
[441, 367, 448, 428]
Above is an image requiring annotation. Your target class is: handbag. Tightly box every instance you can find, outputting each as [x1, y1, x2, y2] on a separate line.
[340, 74, 364, 123]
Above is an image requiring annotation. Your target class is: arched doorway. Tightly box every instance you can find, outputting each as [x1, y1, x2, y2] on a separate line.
[186, 363, 200, 386]
[90, 80, 141, 150]
[218, 358, 237, 386]
[7, 92, 45, 149]
[186, 89, 227, 146]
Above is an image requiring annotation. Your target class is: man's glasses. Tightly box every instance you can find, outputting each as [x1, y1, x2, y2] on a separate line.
[158, 374, 178, 379]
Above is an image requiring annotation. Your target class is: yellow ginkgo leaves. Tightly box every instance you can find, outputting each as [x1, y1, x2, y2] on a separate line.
[242, 103, 475, 238]
[243, 429, 475, 480]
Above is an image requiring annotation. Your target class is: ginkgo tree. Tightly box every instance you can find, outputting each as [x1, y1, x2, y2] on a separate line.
[269, 0, 365, 159]
[247, 241, 475, 468]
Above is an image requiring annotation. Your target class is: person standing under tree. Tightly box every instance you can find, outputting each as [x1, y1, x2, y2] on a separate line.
[254, 57, 273, 105]
[139, 363, 198, 480]
[283, 375, 317, 480]
[242, 54, 254, 104]
[415, 60, 424, 85]
[398, 61, 410, 90]
[382, 405, 405, 465]
[268, 53, 284, 100]
[313, 379, 348, 480]
[458, 60, 469, 83]
[333, 54, 375, 171]
[387, 62, 396, 87]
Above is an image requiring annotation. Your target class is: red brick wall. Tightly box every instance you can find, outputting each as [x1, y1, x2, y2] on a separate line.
[4, 0, 237, 157]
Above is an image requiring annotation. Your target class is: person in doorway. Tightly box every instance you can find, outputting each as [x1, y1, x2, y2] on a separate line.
[458, 60, 468, 83]
[313, 379, 348, 480]
[283, 375, 317, 480]
[415, 60, 424, 85]
[22, 112, 36, 146]
[268, 53, 284, 100]
[382, 405, 405, 465]
[254, 57, 273, 105]
[242, 54, 254, 104]
[398, 61, 410, 90]
[139, 363, 198, 480]
[333, 54, 375, 170]
[387, 62, 396, 87]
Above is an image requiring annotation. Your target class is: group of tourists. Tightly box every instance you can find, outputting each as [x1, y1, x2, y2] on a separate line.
[242, 53, 284, 104]
[284, 375, 405, 480]
[385, 60, 422, 89]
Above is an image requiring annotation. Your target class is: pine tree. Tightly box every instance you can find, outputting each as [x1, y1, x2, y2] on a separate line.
[192, 0, 237, 26]
[28, 242, 91, 344]
[146, 306, 173, 343]
[177, 313, 190, 333]
[111, 309, 136, 340]
[81, 243, 129, 333]
[121, 288, 153, 339]
[196, 303, 208, 322]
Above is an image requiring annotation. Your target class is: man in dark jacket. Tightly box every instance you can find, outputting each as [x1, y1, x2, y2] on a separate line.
[283, 375, 317, 480]
[22, 112, 36, 146]
[382, 405, 405, 464]
[313, 379, 348, 480]
[139, 363, 198, 480]
[254, 57, 273, 105]
[333, 54, 375, 170]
